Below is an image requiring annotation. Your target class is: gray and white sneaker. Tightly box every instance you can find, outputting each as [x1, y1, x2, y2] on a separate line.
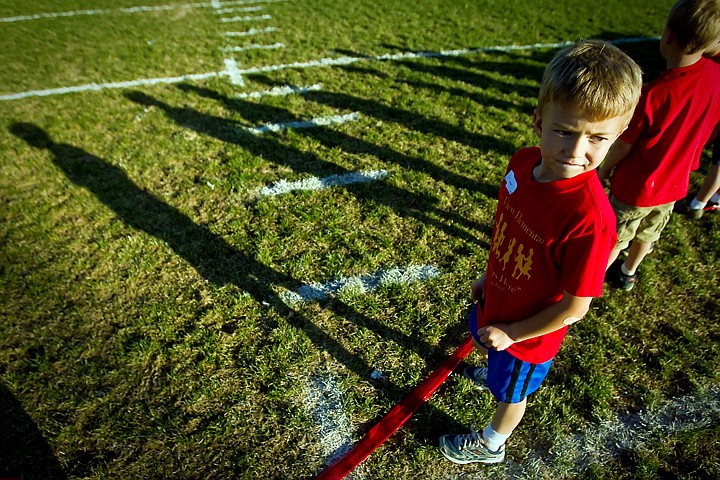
[462, 366, 489, 390]
[439, 430, 505, 464]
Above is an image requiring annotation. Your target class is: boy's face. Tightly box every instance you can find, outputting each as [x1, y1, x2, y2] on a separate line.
[533, 102, 627, 182]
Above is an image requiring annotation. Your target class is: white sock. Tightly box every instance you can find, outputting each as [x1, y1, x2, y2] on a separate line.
[621, 263, 635, 276]
[711, 193, 720, 204]
[482, 424, 509, 452]
[689, 197, 706, 210]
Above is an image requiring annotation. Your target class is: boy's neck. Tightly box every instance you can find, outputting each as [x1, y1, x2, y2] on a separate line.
[665, 51, 704, 69]
[661, 27, 704, 70]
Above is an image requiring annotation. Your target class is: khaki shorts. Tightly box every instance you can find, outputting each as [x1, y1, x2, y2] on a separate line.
[611, 196, 674, 250]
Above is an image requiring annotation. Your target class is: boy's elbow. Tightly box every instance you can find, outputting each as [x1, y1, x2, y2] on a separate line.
[561, 292, 592, 322]
[562, 306, 588, 326]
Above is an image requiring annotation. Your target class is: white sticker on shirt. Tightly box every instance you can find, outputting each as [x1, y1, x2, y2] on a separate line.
[505, 170, 517, 194]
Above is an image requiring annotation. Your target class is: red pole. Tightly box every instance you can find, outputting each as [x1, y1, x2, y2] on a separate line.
[315, 337, 473, 480]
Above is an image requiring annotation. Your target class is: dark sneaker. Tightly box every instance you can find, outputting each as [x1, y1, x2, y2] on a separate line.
[675, 198, 704, 220]
[462, 366, 489, 390]
[439, 430, 505, 464]
[606, 259, 637, 291]
[617, 270, 637, 291]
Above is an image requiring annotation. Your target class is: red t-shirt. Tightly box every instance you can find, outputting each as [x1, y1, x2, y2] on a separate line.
[610, 57, 720, 207]
[476, 147, 616, 364]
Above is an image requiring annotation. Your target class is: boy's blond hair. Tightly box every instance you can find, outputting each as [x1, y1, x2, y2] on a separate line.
[537, 40, 643, 124]
[667, 0, 720, 53]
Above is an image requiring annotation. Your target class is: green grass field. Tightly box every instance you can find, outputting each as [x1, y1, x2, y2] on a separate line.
[1, 0, 719, 478]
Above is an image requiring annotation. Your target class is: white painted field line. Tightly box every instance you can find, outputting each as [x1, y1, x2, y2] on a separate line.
[452, 386, 720, 479]
[222, 42, 285, 52]
[243, 112, 359, 135]
[235, 83, 322, 98]
[215, 6, 264, 14]
[220, 14, 271, 22]
[0, 0, 286, 23]
[280, 265, 441, 306]
[225, 27, 278, 37]
[304, 375, 354, 468]
[223, 58, 246, 86]
[0, 72, 224, 101]
[260, 169, 387, 196]
[0, 37, 658, 101]
[230, 37, 660, 76]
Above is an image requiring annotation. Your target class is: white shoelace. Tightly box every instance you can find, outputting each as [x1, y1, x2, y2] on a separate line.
[456, 430, 483, 450]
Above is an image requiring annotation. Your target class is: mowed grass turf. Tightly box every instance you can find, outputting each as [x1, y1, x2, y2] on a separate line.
[1, 0, 719, 478]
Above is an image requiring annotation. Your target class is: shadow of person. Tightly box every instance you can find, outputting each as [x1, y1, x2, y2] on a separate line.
[169, 84, 494, 246]
[9, 122, 466, 393]
[128, 88, 492, 247]
[10, 121, 475, 449]
[0, 383, 68, 480]
[8, 122, 283, 293]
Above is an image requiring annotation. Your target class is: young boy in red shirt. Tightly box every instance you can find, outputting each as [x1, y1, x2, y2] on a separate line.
[599, 0, 720, 289]
[678, 51, 720, 219]
[439, 40, 642, 465]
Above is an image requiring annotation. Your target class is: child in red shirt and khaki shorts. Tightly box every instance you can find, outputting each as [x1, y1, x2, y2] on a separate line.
[599, 0, 720, 290]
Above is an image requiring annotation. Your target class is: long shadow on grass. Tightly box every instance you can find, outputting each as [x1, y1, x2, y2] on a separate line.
[8, 122, 403, 374]
[133, 87, 492, 247]
[252, 77, 517, 161]
[0, 383, 68, 480]
[10, 122, 470, 448]
[334, 47, 544, 111]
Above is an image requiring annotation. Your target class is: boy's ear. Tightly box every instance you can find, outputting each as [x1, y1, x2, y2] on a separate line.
[661, 26, 675, 47]
[533, 109, 543, 135]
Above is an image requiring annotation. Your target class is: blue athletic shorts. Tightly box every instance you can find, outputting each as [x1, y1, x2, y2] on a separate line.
[467, 304, 553, 404]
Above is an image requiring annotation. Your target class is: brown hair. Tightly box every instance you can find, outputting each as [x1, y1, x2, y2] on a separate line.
[537, 40, 643, 123]
[667, 0, 720, 53]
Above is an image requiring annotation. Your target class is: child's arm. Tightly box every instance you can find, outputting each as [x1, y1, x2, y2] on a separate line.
[477, 291, 591, 351]
[597, 139, 633, 182]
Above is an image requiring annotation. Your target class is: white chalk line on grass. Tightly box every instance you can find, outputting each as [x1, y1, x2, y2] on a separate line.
[223, 58, 246, 86]
[223, 42, 285, 52]
[304, 375, 355, 468]
[243, 112, 359, 135]
[225, 26, 278, 36]
[0, 37, 658, 101]
[214, 6, 264, 14]
[279, 265, 441, 306]
[0, 0, 285, 23]
[0, 71, 225, 100]
[235, 83, 321, 98]
[220, 14, 271, 22]
[259, 169, 387, 196]
[446, 386, 720, 480]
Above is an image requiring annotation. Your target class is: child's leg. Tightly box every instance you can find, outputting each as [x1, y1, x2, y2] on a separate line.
[606, 196, 640, 271]
[687, 138, 720, 210]
[439, 352, 551, 464]
[482, 352, 550, 448]
[694, 164, 720, 204]
[622, 240, 654, 274]
[480, 398, 527, 451]
[491, 399, 527, 435]
[606, 244, 623, 270]
[620, 202, 673, 276]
